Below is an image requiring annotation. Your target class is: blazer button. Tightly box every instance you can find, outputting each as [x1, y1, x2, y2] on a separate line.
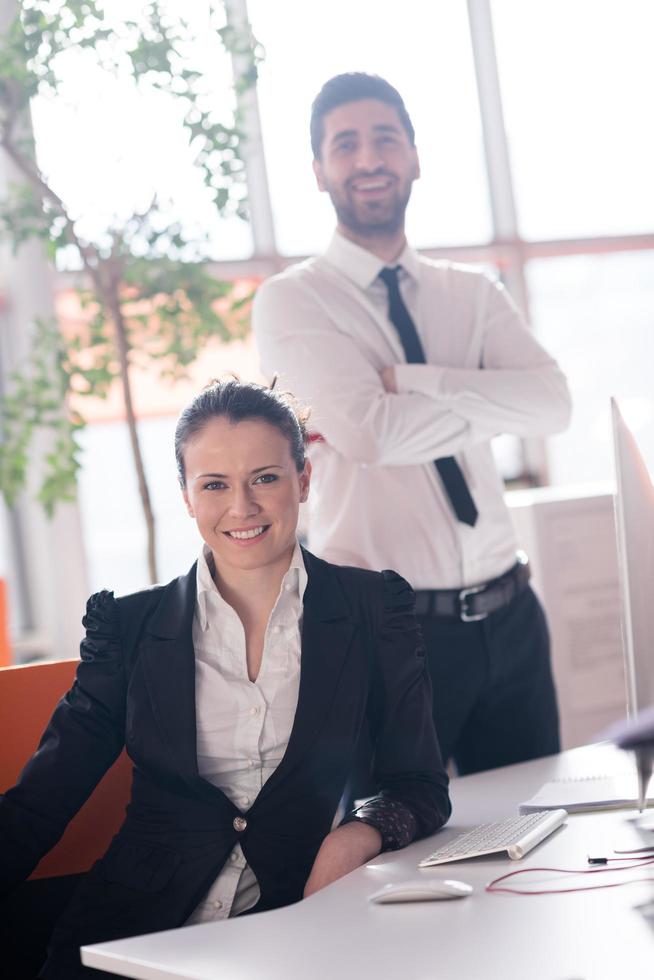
[233, 816, 248, 832]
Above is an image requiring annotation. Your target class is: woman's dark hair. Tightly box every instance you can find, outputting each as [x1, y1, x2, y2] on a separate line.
[175, 378, 310, 487]
[310, 72, 416, 160]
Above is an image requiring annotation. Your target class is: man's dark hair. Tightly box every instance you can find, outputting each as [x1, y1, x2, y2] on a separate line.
[310, 73, 415, 160]
[175, 378, 309, 487]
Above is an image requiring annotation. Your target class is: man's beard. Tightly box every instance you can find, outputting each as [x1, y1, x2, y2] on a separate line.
[327, 179, 413, 239]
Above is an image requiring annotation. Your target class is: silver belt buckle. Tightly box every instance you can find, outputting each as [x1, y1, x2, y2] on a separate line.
[459, 584, 487, 622]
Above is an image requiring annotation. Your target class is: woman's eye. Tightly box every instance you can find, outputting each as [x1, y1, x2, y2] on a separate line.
[254, 473, 277, 485]
[204, 481, 226, 491]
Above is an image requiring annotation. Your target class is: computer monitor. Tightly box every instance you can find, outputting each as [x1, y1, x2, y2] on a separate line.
[611, 397, 654, 716]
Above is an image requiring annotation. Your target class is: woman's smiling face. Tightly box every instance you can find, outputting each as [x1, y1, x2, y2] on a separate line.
[181, 416, 310, 578]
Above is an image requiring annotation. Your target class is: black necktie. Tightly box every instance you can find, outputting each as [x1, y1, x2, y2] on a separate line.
[379, 265, 478, 527]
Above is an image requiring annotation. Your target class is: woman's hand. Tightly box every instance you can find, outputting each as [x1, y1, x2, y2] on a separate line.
[303, 821, 382, 898]
[380, 365, 397, 393]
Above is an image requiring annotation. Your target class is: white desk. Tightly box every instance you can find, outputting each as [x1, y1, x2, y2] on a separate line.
[82, 744, 654, 979]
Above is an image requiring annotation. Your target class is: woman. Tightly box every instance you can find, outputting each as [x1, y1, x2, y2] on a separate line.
[0, 379, 450, 978]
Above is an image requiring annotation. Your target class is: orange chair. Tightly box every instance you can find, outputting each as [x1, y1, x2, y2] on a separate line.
[0, 659, 132, 878]
[0, 579, 11, 667]
[0, 660, 132, 978]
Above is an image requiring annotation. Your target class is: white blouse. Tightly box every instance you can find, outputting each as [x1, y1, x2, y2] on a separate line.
[186, 542, 307, 923]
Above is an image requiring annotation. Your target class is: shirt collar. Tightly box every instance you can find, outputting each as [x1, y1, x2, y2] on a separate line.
[195, 540, 308, 632]
[323, 229, 421, 290]
[286, 540, 309, 603]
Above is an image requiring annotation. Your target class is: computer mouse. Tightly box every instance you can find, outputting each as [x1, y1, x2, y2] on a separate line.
[368, 878, 473, 904]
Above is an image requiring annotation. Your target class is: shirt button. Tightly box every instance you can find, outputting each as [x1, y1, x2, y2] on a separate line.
[250, 706, 260, 716]
[213, 900, 223, 910]
[247, 759, 254, 768]
[284, 583, 293, 592]
[272, 625, 282, 634]
[233, 816, 247, 832]
[240, 796, 250, 807]
[230, 851, 239, 862]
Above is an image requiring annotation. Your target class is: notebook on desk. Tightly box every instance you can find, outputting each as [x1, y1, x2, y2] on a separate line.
[518, 774, 654, 814]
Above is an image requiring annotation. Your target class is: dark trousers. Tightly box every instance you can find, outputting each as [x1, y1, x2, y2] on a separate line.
[348, 585, 559, 801]
[421, 585, 560, 775]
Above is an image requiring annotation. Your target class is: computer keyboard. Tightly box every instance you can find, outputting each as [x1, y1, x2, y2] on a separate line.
[418, 809, 568, 867]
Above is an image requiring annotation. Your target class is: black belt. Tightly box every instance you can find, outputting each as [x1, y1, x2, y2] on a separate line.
[414, 557, 531, 622]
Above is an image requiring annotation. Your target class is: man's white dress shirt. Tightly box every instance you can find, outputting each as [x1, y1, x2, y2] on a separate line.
[186, 542, 307, 923]
[253, 232, 571, 590]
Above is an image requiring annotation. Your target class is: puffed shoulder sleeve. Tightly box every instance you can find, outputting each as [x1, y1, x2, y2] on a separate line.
[79, 589, 125, 677]
[343, 570, 451, 850]
[381, 567, 416, 609]
[83, 588, 118, 646]
[0, 591, 128, 894]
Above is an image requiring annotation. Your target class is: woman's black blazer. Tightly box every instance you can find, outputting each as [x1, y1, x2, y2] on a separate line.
[0, 549, 450, 964]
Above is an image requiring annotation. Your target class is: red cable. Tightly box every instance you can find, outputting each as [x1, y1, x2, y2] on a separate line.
[486, 856, 654, 895]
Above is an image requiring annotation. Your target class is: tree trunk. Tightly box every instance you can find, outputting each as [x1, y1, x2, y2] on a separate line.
[105, 286, 159, 584]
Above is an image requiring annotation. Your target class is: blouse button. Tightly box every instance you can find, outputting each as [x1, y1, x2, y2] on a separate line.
[272, 625, 282, 634]
[233, 816, 247, 832]
[240, 796, 250, 807]
[213, 900, 223, 910]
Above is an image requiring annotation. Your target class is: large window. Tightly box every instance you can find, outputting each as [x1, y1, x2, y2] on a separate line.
[492, 0, 654, 240]
[5, 0, 654, 635]
[489, 0, 654, 489]
[528, 250, 654, 484]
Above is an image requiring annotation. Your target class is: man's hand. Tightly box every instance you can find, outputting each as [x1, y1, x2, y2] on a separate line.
[303, 821, 382, 898]
[381, 365, 397, 393]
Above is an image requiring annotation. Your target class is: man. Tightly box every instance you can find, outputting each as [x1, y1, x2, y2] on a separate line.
[252, 72, 572, 778]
